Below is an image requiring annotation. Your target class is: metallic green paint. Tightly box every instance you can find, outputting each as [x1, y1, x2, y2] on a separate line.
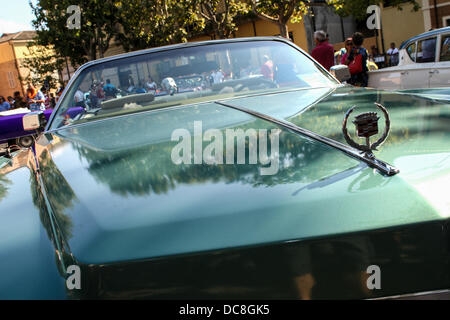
[0, 85, 449, 299]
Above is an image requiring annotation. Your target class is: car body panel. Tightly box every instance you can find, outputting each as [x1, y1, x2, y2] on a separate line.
[28, 86, 449, 267]
[1, 37, 449, 299]
[0, 151, 67, 299]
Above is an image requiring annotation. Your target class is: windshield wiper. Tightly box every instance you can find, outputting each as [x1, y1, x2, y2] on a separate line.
[215, 100, 399, 176]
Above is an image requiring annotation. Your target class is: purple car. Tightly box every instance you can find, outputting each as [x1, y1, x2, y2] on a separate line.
[0, 108, 84, 155]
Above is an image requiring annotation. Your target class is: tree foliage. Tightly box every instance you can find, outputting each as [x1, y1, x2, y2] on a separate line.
[195, 0, 250, 39]
[332, 0, 420, 21]
[250, 0, 333, 39]
[22, 44, 65, 89]
[115, 0, 205, 51]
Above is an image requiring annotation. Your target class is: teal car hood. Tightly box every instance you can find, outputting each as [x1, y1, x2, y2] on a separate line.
[37, 87, 449, 264]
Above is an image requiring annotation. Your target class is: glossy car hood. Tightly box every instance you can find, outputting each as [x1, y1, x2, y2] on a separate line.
[38, 87, 449, 264]
[227, 86, 450, 216]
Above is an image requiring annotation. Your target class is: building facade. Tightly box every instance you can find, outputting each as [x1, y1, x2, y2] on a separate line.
[422, 0, 450, 29]
[0, 31, 37, 98]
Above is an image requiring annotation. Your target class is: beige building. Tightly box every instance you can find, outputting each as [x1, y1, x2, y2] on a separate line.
[378, 2, 426, 51]
[0, 31, 37, 98]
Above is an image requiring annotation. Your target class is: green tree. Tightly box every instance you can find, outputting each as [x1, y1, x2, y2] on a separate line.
[30, 0, 120, 63]
[331, 0, 420, 21]
[195, 0, 250, 39]
[22, 44, 66, 89]
[115, 0, 205, 51]
[250, 0, 312, 39]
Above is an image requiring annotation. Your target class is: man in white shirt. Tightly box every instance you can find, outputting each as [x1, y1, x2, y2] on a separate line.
[212, 69, 224, 84]
[74, 89, 85, 107]
[145, 77, 157, 94]
[387, 43, 399, 66]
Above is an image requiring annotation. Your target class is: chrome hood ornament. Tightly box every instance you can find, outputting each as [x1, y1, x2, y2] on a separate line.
[343, 103, 399, 176]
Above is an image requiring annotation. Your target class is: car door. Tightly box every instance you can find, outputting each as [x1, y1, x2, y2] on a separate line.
[401, 37, 437, 89]
[429, 33, 450, 88]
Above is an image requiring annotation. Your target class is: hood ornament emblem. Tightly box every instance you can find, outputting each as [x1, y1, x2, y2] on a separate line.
[343, 103, 399, 176]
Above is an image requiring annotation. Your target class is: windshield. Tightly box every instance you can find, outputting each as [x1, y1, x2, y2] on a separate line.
[50, 40, 337, 130]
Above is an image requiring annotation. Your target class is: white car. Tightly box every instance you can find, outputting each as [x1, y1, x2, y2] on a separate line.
[368, 26, 450, 89]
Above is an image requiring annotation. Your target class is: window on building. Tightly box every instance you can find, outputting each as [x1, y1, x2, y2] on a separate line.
[406, 42, 416, 62]
[7, 72, 15, 88]
[444, 17, 450, 27]
[416, 37, 436, 63]
[440, 35, 450, 62]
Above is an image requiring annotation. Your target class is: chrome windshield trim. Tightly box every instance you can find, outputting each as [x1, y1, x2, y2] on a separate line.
[215, 100, 400, 176]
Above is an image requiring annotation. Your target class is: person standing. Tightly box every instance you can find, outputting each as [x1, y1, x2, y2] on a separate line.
[260, 55, 274, 80]
[74, 88, 85, 107]
[145, 77, 157, 93]
[344, 32, 369, 87]
[212, 69, 224, 84]
[49, 93, 56, 109]
[387, 42, 399, 66]
[13, 91, 27, 110]
[0, 96, 11, 111]
[103, 79, 118, 99]
[41, 87, 50, 109]
[340, 38, 353, 64]
[7, 96, 14, 107]
[26, 84, 46, 111]
[311, 30, 335, 71]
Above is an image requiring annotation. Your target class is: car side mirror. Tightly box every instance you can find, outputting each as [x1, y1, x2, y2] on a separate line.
[23, 111, 47, 132]
[330, 65, 351, 82]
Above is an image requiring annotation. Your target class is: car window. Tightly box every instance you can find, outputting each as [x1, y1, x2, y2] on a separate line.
[440, 35, 450, 62]
[50, 41, 337, 130]
[406, 42, 416, 62]
[416, 37, 436, 63]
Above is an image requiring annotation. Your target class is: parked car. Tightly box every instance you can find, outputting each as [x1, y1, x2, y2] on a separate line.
[174, 75, 208, 93]
[0, 107, 84, 157]
[368, 26, 450, 89]
[0, 37, 449, 299]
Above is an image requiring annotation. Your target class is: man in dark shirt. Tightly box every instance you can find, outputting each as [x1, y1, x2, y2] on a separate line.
[311, 30, 334, 71]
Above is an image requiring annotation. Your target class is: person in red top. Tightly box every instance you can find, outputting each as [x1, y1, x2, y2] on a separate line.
[260, 55, 273, 80]
[311, 30, 334, 71]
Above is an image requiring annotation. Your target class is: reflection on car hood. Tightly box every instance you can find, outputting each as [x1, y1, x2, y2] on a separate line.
[37, 86, 449, 264]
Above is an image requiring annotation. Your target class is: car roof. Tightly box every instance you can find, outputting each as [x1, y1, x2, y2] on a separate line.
[400, 26, 450, 49]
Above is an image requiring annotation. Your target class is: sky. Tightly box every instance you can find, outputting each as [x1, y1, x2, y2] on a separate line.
[0, 0, 36, 35]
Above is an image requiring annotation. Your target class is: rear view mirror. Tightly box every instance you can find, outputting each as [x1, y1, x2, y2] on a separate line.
[23, 111, 47, 131]
[330, 65, 351, 82]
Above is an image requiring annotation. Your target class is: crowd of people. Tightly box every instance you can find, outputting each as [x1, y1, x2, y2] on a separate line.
[0, 83, 64, 112]
[311, 30, 400, 87]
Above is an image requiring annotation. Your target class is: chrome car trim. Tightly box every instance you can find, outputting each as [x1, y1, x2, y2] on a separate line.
[215, 100, 400, 176]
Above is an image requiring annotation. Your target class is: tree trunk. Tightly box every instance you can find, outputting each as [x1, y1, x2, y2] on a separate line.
[278, 22, 289, 39]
